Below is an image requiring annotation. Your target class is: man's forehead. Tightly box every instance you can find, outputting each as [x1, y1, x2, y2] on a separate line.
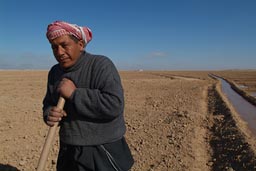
[50, 35, 71, 44]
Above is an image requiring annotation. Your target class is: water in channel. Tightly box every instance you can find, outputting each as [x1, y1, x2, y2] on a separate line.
[213, 75, 256, 135]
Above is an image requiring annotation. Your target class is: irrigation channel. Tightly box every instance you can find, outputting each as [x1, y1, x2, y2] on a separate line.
[212, 75, 256, 135]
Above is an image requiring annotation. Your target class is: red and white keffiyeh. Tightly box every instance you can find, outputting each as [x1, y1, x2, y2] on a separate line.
[46, 21, 92, 44]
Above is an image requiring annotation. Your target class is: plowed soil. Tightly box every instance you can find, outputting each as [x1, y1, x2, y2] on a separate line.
[0, 71, 255, 171]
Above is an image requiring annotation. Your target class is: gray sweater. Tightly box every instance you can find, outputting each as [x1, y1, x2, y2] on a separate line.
[43, 51, 126, 146]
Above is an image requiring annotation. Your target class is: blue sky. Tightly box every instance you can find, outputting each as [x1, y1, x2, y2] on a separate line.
[0, 0, 256, 70]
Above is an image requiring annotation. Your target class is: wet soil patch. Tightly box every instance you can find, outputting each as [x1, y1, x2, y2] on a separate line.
[208, 85, 256, 171]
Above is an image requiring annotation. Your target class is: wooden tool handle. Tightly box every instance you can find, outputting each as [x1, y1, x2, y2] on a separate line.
[36, 97, 65, 171]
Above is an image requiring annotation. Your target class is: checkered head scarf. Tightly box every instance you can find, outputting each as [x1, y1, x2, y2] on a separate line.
[46, 21, 92, 44]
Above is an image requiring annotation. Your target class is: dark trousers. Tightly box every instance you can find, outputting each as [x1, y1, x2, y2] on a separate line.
[57, 137, 134, 171]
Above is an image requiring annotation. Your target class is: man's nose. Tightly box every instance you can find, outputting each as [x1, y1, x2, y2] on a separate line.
[55, 46, 65, 56]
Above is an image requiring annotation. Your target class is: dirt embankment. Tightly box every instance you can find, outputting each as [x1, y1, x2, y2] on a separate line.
[209, 73, 256, 106]
[122, 72, 211, 171]
[210, 70, 256, 106]
[207, 83, 256, 171]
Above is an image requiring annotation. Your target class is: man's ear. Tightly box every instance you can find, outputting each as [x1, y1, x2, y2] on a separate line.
[78, 40, 85, 50]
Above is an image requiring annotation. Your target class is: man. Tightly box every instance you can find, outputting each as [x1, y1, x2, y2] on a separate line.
[43, 21, 134, 171]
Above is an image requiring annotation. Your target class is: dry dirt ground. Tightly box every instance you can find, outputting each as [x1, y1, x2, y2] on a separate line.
[0, 71, 256, 171]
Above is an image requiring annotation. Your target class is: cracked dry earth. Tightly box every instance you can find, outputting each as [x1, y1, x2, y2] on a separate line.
[0, 71, 256, 171]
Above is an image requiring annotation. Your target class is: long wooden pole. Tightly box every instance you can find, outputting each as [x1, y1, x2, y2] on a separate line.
[36, 97, 65, 171]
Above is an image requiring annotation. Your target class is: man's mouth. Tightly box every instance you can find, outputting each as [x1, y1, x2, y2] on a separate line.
[59, 57, 69, 63]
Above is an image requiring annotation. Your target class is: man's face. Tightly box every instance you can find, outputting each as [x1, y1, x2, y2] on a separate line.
[50, 35, 84, 68]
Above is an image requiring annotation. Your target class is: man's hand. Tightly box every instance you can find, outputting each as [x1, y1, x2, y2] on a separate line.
[57, 78, 77, 99]
[46, 107, 67, 127]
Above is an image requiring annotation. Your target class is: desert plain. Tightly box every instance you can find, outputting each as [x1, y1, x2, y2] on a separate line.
[0, 70, 256, 171]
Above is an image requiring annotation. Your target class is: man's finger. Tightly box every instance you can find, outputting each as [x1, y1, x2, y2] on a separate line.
[48, 115, 62, 122]
[51, 107, 62, 113]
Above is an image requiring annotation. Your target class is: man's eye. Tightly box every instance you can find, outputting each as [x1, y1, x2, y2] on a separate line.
[61, 44, 68, 48]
